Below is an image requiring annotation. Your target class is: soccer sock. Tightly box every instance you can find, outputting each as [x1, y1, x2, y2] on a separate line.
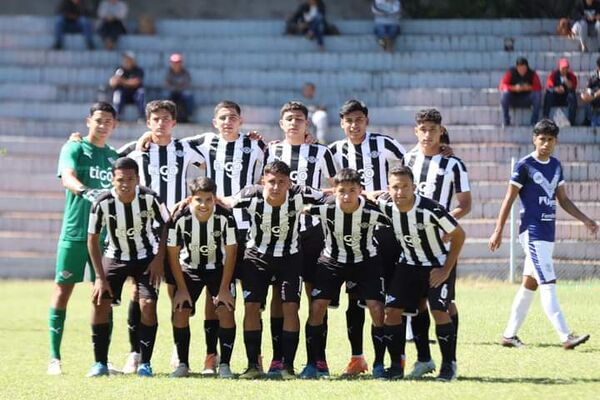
[539, 284, 570, 342]
[405, 315, 414, 340]
[108, 309, 113, 341]
[320, 312, 328, 362]
[411, 311, 432, 362]
[384, 324, 405, 367]
[91, 323, 110, 365]
[436, 323, 456, 364]
[127, 300, 141, 353]
[173, 326, 190, 366]
[219, 327, 236, 365]
[139, 323, 158, 364]
[282, 330, 300, 369]
[451, 312, 459, 362]
[306, 324, 324, 366]
[270, 317, 284, 362]
[346, 301, 365, 356]
[503, 286, 535, 338]
[49, 308, 66, 359]
[371, 325, 386, 366]
[204, 319, 219, 355]
[243, 330, 262, 366]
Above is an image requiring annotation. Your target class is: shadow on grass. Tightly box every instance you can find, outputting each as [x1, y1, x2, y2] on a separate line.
[472, 341, 599, 352]
[458, 376, 600, 385]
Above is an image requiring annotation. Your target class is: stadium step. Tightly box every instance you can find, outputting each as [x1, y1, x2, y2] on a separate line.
[471, 181, 599, 202]
[0, 251, 55, 279]
[461, 218, 599, 240]
[0, 231, 57, 253]
[470, 200, 600, 220]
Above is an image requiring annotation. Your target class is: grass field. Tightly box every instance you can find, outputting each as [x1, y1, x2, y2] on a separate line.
[0, 279, 598, 400]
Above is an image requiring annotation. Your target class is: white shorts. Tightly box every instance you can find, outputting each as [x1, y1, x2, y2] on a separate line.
[519, 231, 556, 284]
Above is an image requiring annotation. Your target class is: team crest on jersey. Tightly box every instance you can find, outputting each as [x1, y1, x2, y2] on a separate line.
[287, 211, 297, 218]
[360, 222, 371, 229]
[416, 223, 426, 230]
[306, 156, 318, 164]
[242, 147, 253, 154]
[175, 150, 185, 157]
[532, 172, 544, 184]
[213, 230, 222, 237]
[437, 168, 447, 176]
[61, 270, 73, 279]
[370, 151, 381, 158]
[139, 209, 155, 219]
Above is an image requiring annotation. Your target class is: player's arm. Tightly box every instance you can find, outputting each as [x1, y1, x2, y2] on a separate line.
[61, 168, 106, 203]
[430, 225, 465, 288]
[167, 245, 192, 312]
[450, 191, 471, 220]
[216, 244, 237, 312]
[146, 200, 171, 287]
[488, 184, 520, 251]
[556, 185, 599, 234]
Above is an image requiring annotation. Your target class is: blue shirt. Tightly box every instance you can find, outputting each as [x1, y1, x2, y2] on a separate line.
[510, 153, 564, 242]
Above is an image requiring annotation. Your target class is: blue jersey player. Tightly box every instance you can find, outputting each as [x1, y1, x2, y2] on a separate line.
[489, 119, 597, 350]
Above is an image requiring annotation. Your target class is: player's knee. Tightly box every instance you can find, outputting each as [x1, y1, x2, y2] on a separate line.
[139, 299, 157, 324]
[217, 309, 235, 328]
[309, 300, 328, 324]
[448, 302, 458, 315]
[282, 302, 299, 317]
[244, 302, 262, 319]
[384, 308, 403, 325]
[52, 283, 74, 306]
[172, 310, 190, 328]
[367, 301, 385, 325]
[431, 310, 451, 325]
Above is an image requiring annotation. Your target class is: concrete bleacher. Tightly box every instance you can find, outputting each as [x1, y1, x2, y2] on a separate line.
[0, 16, 599, 280]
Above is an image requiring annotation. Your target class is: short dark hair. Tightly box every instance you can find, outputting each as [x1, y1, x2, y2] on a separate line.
[533, 119, 559, 137]
[440, 126, 450, 145]
[145, 100, 177, 120]
[112, 157, 139, 175]
[596, 56, 600, 68]
[516, 57, 529, 67]
[89, 102, 116, 118]
[189, 177, 217, 195]
[388, 165, 414, 183]
[339, 99, 368, 118]
[263, 160, 291, 177]
[214, 100, 241, 116]
[280, 101, 308, 119]
[415, 108, 442, 125]
[334, 168, 362, 186]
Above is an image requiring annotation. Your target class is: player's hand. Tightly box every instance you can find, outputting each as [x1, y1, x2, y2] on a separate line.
[135, 131, 154, 151]
[215, 289, 235, 312]
[81, 188, 106, 203]
[247, 130, 263, 141]
[171, 196, 191, 217]
[555, 86, 565, 94]
[440, 145, 454, 157]
[430, 267, 450, 288]
[584, 219, 598, 235]
[69, 132, 83, 142]
[146, 257, 164, 288]
[488, 230, 503, 252]
[268, 139, 281, 146]
[92, 278, 113, 306]
[304, 133, 318, 144]
[173, 288, 192, 312]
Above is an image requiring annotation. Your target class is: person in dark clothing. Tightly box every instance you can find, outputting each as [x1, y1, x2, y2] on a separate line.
[543, 58, 578, 126]
[499, 57, 542, 126]
[53, 0, 95, 50]
[571, 0, 600, 52]
[581, 56, 600, 126]
[97, 0, 128, 50]
[285, 0, 327, 50]
[109, 51, 145, 119]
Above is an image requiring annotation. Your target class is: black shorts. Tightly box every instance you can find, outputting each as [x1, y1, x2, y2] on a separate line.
[373, 225, 401, 289]
[164, 256, 176, 285]
[311, 256, 385, 304]
[102, 256, 158, 305]
[299, 224, 325, 284]
[177, 266, 236, 312]
[241, 247, 303, 304]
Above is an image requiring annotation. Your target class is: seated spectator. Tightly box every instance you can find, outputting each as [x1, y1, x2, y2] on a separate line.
[163, 53, 195, 123]
[581, 56, 600, 126]
[499, 57, 542, 126]
[285, 0, 326, 51]
[97, 0, 128, 50]
[301, 82, 329, 143]
[371, 0, 401, 52]
[571, 0, 600, 52]
[109, 51, 145, 119]
[53, 0, 95, 50]
[543, 58, 578, 126]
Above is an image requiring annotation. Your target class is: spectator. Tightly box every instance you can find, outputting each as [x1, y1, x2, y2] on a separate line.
[571, 0, 600, 52]
[53, 0, 95, 50]
[581, 56, 600, 126]
[543, 58, 578, 126]
[285, 0, 326, 51]
[499, 57, 542, 126]
[163, 53, 195, 123]
[97, 0, 128, 50]
[301, 82, 329, 143]
[109, 51, 145, 120]
[371, 0, 401, 52]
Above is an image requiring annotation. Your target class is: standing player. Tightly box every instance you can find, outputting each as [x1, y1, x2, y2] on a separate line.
[48, 102, 119, 375]
[167, 178, 238, 378]
[328, 99, 406, 375]
[489, 119, 597, 349]
[301, 169, 392, 379]
[402, 109, 471, 378]
[376, 166, 465, 381]
[87, 157, 170, 377]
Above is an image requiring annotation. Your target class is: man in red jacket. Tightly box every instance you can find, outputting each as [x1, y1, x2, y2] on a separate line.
[543, 58, 578, 126]
[499, 57, 542, 126]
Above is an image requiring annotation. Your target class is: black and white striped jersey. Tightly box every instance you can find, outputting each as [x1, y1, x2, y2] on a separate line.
[126, 139, 204, 211]
[167, 205, 237, 270]
[307, 196, 392, 263]
[89, 186, 170, 261]
[403, 146, 470, 211]
[377, 193, 459, 267]
[231, 185, 325, 257]
[185, 132, 265, 230]
[328, 132, 406, 191]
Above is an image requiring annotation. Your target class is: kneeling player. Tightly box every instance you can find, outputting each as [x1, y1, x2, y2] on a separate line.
[87, 157, 169, 377]
[167, 177, 238, 378]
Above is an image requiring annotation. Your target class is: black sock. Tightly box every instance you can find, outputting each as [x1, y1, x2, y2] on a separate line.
[436, 323, 456, 364]
[282, 330, 300, 369]
[384, 324, 405, 367]
[127, 300, 141, 353]
[346, 301, 365, 356]
[91, 323, 110, 364]
[412, 312, 432, 362]
[320, 312, 328, 362]
[306, 324, 324, 366]
[451, 313, 459, 362]
[173, 326, 190, 366]
[270, 317, 284, 362]
[371, 325, 385, 366]
[219, 327, 236, 365]
[204, 319, 219, 355]
[243, 330, 262, 366]
[139, 323, 158, 364]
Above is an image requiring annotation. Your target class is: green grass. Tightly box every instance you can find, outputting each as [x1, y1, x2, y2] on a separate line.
[1, 279, 599, 400]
